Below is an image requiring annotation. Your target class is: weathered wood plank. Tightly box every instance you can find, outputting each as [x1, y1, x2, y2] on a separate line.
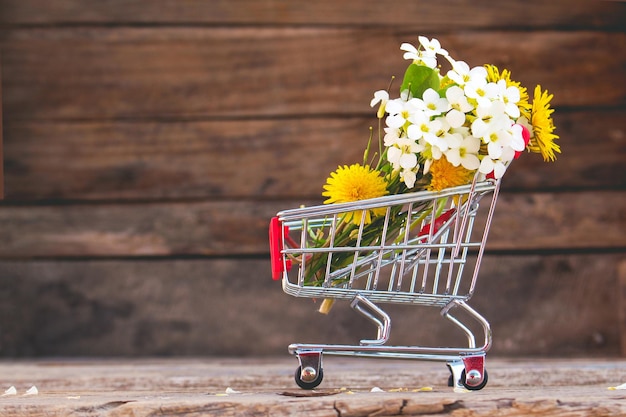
[0, 0, 623, 29]
[0, 190, 623, 258]
[0, 57, 4, 199]
[0, 199, 288, 258]
[502, 108, 625, 192]
[0, 359, 625, 417]
[2, 108, 623, 201]
[489, 190, 626, 251]
[0, 360, 624, 417]
[2, 118, 365, 201]
[617, 259, 626, 356]
[1, 30, 623, 121]
[0, 0, 622, 366]
[0, 254, 621, 356]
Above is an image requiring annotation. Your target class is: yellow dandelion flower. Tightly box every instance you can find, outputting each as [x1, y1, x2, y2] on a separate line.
[322, 164, 388, 225]
[427, 158, 475, 192]
[484, 64, 531, 119]
[528, 85, 560, 162]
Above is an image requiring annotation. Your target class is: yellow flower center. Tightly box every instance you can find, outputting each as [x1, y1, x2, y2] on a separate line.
[322, 164, 389, 224]
[427, 158, 474, 192]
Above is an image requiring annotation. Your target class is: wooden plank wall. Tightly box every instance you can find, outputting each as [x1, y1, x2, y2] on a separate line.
[0, 1, 624, 358]
[0, 55, 3, 199]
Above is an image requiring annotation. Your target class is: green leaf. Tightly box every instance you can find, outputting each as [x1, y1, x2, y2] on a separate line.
[400, 64, 440, 99]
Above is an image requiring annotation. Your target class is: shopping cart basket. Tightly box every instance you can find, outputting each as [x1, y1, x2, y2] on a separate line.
[269, 176, 501, 390]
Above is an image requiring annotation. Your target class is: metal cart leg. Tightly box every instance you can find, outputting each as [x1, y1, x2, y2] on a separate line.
[441, 299, 492, 353]
[351, 295, 391, 346]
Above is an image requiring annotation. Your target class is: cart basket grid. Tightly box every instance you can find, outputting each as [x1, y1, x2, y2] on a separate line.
[270, 178, 501, 308]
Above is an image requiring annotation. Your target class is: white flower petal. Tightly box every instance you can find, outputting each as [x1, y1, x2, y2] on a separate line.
[461, 154, 481, 170]
[487, 141, 503, 158]
[387, 146, 402, 165]
[386, 114, 406, 129]
[385, 99, 404, 115]
[399, 153, 418, 170]
[406, 124, 423, 140]
[370, 90, 389, 107]
[445, 110, 465, 128]
[465, 136, 481, 153]
[479, 158, 494, 174]
[383, 128, 401, 146]
[402, 169, 417, 188]
[505, 103, 520, 118]
[446, 150, 462, 167]
[500, 146, 516, 162]
[400, 42, 417, 54]
[493, 162, 507, 179]
[423, 159, 433, 174]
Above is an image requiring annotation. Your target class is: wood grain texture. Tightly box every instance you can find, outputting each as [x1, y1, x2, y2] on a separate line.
[0, 254, 621, 357]
[620, 260, 626, 356]
[1, 0, 624, 29]
[0, 359, 625, 417]
[0, 1, 623, 359]
[0, 190, 623, 258]
[1, 30, 624, 121]
[2, 118, 366, 201]
[0, 57, 3, 199]
[2, 108, 624, 201]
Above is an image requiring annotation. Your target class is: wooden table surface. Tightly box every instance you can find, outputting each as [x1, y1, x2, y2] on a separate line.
[0, 357, 624, 416]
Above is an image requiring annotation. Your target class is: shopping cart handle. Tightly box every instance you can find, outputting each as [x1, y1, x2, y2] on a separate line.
[269, 217, 291, 280]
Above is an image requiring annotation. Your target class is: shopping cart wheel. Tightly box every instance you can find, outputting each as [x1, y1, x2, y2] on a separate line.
[460, 368, 488, 390]
[294, 366, 324, 390]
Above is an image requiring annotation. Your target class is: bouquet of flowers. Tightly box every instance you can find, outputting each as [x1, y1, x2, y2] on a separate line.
[298, 36, 560, 313]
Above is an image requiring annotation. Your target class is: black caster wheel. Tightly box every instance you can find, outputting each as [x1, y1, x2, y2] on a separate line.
[294, 365, 324, 390]
[460, 368, 488, 390]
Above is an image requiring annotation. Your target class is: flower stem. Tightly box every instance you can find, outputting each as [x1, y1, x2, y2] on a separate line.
[318, 298, 335, 314]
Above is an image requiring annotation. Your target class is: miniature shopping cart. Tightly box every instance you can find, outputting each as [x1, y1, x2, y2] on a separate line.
[269, 176, 501, 390]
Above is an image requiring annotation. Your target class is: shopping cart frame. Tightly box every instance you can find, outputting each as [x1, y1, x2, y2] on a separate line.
[269, 177, 501, 390]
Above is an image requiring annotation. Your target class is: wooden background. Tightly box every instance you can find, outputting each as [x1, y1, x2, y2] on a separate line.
[0, 0, 624, 358]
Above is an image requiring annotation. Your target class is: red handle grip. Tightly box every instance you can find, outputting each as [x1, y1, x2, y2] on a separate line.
[269, 217, 291, 280]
